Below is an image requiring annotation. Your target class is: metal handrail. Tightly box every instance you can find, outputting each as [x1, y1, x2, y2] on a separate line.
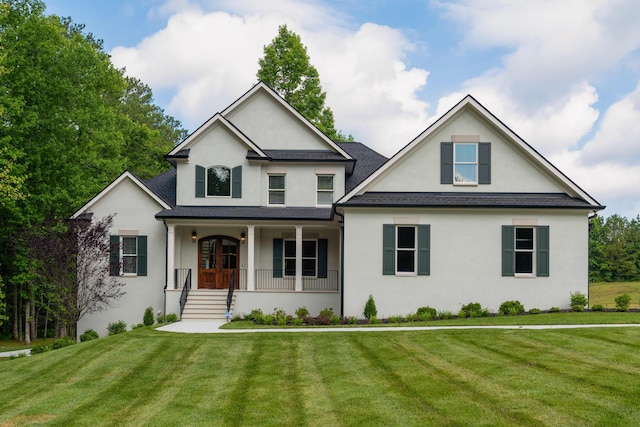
[225, 270, 235, 321]
[178, 269, 191, 319]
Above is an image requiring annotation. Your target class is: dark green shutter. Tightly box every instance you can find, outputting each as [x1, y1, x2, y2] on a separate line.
[137, 236, 147, 276]
[383, 224, 395, 275]
[537, 226, 549, 277]
[479, 142, 491, 184]
[195, 165, 205, 197]
[417, 225, 430, 276]
[318, 239, 328, 279]
[232, 165, 242, 198]
[273, 238, 283, 278]
[110, 235, 120, 276]
[441, 142, 453, 184]
[502, 226, 515, 276]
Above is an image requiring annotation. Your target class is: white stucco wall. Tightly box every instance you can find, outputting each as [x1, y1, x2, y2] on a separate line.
[342, 208, 589, 318]
[76, 178, 167, 338]
[368, 110, 566, 193]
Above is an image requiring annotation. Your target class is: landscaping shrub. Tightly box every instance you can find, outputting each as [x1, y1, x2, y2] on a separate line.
[246, 309, 264, 323]
[346, 316, 358, 324]
[529, 308, 541, 315]
[364, 295, 377, 320]
[80, 329, 99, 342]
[570, 292, 588, 312]
[459, 302, 488, 318]
[416, 306, 437, 319]
[591, 304, 605, 311]
[107, 320, 127, 335]
[549, 306, 560, 313]
[499, 300, 525, 316]
[388, 315, 404, 323]
[31, 344, 52, 354]
[292, 318, 303, 326]
[273, 307, 288, 325]
[165, 313, 178, 323]
[262, 314, 275, 325]
[330, 315, 341, 325]
[143, 306, 155, 326]
[315, 315, 331, 325]
[295, 306, 309, 319]
[319, 307, 334, 317]
[438, 310, 454, 319]
[131, 323, 145, 330]
[53, 337, 76, 349]
[615, 294, 632, 312]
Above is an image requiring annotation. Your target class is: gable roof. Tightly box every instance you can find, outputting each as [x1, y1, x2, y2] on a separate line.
[71, 171, 172, 219]
[338, 95, 603, 209]
[337, 142, 388, 192]
[222, 82, 353, 160]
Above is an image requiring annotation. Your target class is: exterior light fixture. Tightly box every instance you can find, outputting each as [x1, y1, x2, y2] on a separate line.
[191, 231, 197, 242]
[240, 232, 246, 243]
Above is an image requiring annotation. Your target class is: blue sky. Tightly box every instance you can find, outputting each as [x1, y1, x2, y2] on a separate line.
[44, 0, 640, 218]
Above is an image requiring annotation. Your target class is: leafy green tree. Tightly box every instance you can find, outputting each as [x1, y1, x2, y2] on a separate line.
[257, 24, 353, 142]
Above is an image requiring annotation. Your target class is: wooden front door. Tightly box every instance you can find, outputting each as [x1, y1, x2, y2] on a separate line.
[198, 236, 239, 289]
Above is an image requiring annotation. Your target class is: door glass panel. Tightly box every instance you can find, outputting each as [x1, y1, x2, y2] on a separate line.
[201, 239, 216, 269]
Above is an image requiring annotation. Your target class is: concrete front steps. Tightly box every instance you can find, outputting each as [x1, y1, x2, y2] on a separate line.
[181, 290, 236, 320]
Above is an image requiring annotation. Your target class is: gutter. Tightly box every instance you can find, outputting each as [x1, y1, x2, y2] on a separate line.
[333, 205, 345, 318]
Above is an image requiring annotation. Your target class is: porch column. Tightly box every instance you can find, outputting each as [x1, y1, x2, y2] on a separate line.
[167, 224, 175, 289]
[247, 225, 255, 291]
[295, 225, 303, 291]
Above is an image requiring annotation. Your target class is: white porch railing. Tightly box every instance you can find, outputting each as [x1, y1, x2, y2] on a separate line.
[180, 269, 339, 291]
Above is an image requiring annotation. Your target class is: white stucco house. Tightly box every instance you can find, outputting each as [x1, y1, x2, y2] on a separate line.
[72, 82, 603, 336]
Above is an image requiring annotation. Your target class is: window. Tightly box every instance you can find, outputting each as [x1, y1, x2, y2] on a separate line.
[284, 240, 317, 277]
[317, 175, 334, 206]
[454, 143, 477, 184]
[207, 166, 230, 197]
[502, 226, 549, 277]
[441, 142, 491, 185]
[269, 175, 285, 205]
[383, 224, 430, 276]
[110, 235, 147, 276]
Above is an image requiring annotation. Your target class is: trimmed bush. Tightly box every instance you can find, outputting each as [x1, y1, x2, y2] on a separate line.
[53, 337, 76, 349]
[388, 315, 404, 323]
[364, 295, 377, 320]
[295, 306, 309, 319]
[330, 315, 341, 325]
[549, 306, 561, 313]
[132, 323, 145, 330]
[143, 306, 155, 326]
[292, 317, 304, 326]
[460, 302, 487, 318]
[499, 300, 525, 316]
[529, 308, 541, 315]
[591, 304, 605, 311]
[615, 294, 632, 312]
[416, 306, 437, 318]
[438, 310, 454, 319]
[165, 313, 178, 323]
[107, 320, 127, 335]
[31, 344, 52, 354]
[80, 329, 99, 342]
[319, 307, 334, 317]
[570, 292, 588, 312]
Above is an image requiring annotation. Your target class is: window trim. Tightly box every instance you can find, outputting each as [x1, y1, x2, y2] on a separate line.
[383, 224, 430, 276]
[316, 174, 334, 206]
[514, 227, 536, 277]
[283, 239, 318, 278]
[268, 174, 286, 206]
[395, 226, 417, 276]
[453, 142, 478, 185]
[121, 236, 138, 276]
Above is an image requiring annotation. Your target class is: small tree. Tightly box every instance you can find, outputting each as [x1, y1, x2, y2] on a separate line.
[364, 295, 377, 320]
[143, 306, 154, 326]
[614, 294, 632, 312]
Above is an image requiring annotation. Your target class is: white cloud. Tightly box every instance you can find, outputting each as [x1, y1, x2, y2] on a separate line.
[110, 0, 430, 156]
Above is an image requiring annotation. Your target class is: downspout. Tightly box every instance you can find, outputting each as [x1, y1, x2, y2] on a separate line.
[333, 205, 345, 317]
[587, 211, 598, 306]
[163, 219, 168, 320]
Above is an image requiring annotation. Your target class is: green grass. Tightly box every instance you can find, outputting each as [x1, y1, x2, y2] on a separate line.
[2, 325, 640, 426]
[589, 281, 640, 309]
[0, 337, 55, 353]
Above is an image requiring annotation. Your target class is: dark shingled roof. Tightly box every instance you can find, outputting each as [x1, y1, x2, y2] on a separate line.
[156, 206, 333, 220]
[246, 149, 352, 162]
[336, 142, 388, 192]
[145, 168, 177, 207]
[341, 192, 601, 210]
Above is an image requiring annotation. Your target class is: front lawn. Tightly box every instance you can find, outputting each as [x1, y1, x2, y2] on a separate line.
[2, 325, 640, 426]
[589, 281, 640, 309]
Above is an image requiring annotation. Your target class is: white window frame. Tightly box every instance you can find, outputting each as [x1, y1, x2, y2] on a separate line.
[283, 239, 318, 278]
[395, 226, 417, 276]
[454, 143, 478, 185]
[206, 165, 231, 198]
[316, 175, 334, 206]
[515, 227, 536, 277]
[121, 236, 138, 276]
[268, 174, 286, 206]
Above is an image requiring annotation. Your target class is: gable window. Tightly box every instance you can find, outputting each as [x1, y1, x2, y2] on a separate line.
[196, 165, 242, 198]
[317, 175, 334, 206]
[454, 143, 477, 184]
[383, 224, 430, 276]
[110, 235, 147, 276]
[441, 142, 491, 185]
[269, 175, 285, 205]
[502, 225, 549, 277]
[207, 166, 230, 197]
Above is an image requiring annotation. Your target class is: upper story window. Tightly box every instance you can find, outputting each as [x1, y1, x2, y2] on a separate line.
[454, 143, 477, 184]
[441, 141, 491, 185]
[269, 175, 285, 205]
[317, 175, 334, 206]
[207, 166, 230, 197]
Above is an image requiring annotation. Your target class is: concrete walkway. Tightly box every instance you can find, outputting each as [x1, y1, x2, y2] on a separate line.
[156, 320, 640, 334]
[0, 349, 31, 358]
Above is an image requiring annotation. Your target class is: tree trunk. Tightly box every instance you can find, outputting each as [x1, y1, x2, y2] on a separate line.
[24, 300, 31, 346]
[31, 299, 37, 340]
[12, 288, 19, 340]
